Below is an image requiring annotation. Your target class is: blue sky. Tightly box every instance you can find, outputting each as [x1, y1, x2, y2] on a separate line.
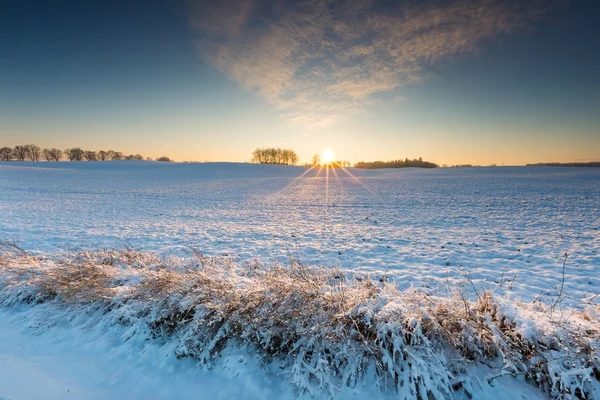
[1, 0, 598, 164]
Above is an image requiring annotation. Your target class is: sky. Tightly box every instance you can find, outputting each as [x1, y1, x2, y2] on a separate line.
[0, 0, 599, 165]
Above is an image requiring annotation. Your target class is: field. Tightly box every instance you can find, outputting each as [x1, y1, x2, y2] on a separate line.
[1, 161, 599, 399]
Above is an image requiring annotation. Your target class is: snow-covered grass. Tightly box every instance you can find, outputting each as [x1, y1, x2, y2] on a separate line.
[2, 243, 599, 399]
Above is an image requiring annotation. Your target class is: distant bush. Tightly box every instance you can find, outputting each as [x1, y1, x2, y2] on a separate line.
[156, 156, 173, 162]
[252, 148, 298, 165]
[355, 157, 438, 169]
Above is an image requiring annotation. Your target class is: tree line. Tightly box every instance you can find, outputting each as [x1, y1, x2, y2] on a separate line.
[252, 148, 299, 165]
[354, 157, 438, 169]
[526, 162, 600, 167]
[0, 144, 173, 162]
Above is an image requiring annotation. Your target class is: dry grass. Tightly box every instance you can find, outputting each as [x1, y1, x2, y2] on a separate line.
[1, 243, 598, 399]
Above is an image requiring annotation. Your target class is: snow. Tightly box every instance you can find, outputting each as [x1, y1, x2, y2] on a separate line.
[1, 161, 598, 303]
[0, 295, 551, 400]
[0, 307, 295, 400]
[0, 161, 599, 399]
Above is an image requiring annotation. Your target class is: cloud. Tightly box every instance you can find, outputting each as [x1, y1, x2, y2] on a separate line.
[189, 0, 544, 127]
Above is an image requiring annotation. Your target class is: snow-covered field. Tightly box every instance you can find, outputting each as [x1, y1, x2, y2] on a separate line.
[1, 161, 599, 399]
[1, 161, 599, 301]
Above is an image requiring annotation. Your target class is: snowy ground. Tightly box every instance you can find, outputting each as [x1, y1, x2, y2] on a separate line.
[0, 305, 550, 400]
[1, 161, 599, 302]
[1, 161, 599, 399]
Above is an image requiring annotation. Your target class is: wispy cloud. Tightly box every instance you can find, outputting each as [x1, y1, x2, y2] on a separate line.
[190, 0, 544, 127]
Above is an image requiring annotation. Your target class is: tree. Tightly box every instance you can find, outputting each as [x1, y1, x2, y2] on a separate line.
[0, 147, 13, 161]
[48, 148, 63, 161]
[312, 153, 321, 167]
[66, 148, 84, 161]
[98, 150, 108, 161]
[156, 156, 173, 162]
[289, 152, 298, 165]
[109, 151, 123, 160]
[42, 148, 53, 162]
[13, 145, 28, 161]
[83, 150, 97, 161]
[353, 157, 438, 169]
[25, 144, 41, 161]
[252, 148, 299, 165]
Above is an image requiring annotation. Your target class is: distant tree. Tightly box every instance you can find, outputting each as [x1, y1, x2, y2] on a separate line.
[146, 157, 153, 161]
[123, 154, 143, 161]
[83, 150, 97, 161]
[48, 148, 63, 161]
[0, 147, 13, 161]
[13, 145, 28, 161]
[354, 157, 438, 169]
[42, 148, 53, 161]
[98, 150, 108, 161]
[25, 144, 41, 161]
[312, 153, 321, 167]
[66, 148, 84, 161]
[252, 148, 298, 165]
[156, 156, 173, 162]
[251, 149, 262, 163]
[526, 162, 600, 167]
[289, 151, 298, 165]
[110, 151, 123, 161]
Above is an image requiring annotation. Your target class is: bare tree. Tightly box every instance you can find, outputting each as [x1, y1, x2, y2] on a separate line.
[49, 148, 63, 161]
[124, 154, 143, 160]
[0, 147, 13, 161]
[252, 148, 299, 165]
[25, 144, 41, 161]
[312, 153, 321, 167]
[43, 148, 53, 161]
[83, 150, 97, 161]
[111, 151, 123, 160]
[13, 145, 28, 161]
[65, 148, 84, 161]
[98, 150, 108, 161]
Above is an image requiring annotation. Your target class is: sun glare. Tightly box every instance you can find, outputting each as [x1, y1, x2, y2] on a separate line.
[321, 149, 335, 165]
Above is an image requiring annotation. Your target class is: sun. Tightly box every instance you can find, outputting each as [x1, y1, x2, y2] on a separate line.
[320, 149, 335, 165]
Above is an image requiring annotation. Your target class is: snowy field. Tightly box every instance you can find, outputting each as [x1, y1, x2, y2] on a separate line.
[1, 161, 599, 400]
[1, 161, 599, 301]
